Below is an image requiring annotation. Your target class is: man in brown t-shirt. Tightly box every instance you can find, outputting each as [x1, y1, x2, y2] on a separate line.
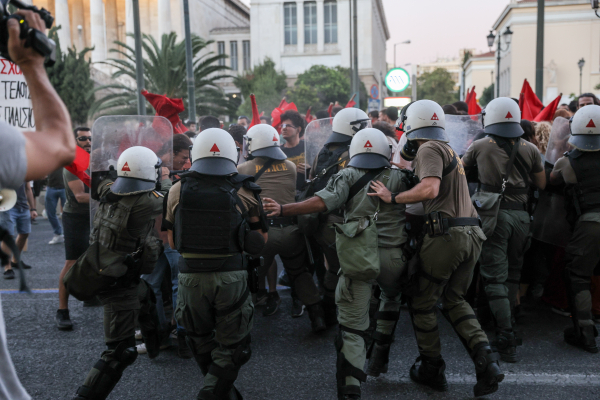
[369, 100, 503, 398]
[462, 97, 545, 363]
[238, 124, 325, 332]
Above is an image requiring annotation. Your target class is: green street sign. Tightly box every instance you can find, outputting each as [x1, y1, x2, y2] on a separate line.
[385, 68, 410, 93]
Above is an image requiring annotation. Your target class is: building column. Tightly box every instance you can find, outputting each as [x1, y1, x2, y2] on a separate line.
[55, 0, 71, 50]
[158, 0, 172, 37]
[297, 1, 304, 53]
[316, 0, 324, 52]
[126, 0, 135, 50]
[90, 0, 107, 62]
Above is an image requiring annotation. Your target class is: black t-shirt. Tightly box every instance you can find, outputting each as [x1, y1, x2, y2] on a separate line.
[47, 168, 65, 189]
[281, 140, 306, 191]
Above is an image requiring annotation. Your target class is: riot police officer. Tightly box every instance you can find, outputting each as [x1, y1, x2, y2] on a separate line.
[264, 128, 410, 400]
[164, 128, 268, 400]
[238, 124, 326, 333]
[73, 146, 171, 400]
[306, 108, 371, 323]
[550, 104, 600, 353]
[462, 97, 546, 362]
[369, 100, 504, 398]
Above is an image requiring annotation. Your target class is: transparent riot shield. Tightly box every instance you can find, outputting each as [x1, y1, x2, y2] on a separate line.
[445, 114, 484, 156]
[531, 116, 572, 247]
[89, 116, 173, 226]
[304, 117, 334, 180]
[544, 117, 571, 165]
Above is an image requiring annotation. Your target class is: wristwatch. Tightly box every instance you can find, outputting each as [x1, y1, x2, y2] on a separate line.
[390, 192, 399, 204]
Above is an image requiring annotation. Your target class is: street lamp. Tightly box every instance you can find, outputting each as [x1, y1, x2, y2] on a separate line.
[592, 0, 600, 18]
[578, 58, 585, 95]
[488, 27, 513, 98]
[393, 40, 411, 68]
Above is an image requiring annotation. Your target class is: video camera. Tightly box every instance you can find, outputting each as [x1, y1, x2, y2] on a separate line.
[0, 0, 56, 66]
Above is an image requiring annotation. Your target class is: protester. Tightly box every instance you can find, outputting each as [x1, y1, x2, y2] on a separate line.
[45, 168, 66, 245]
[184, 119, 197, 133]
[534, 121, 552, 154]
[553, 109, 571, 121]
[2, 182, 35, 279]
[260, 115, 272, 124]
[379, 107, 399, 124]
[368, 110, 379, 125]
[453, 101, 469, 114]
[520, 119, 539, 148]
[279, 110, 308, 191]
[238, 115, 250, 128]
[315, 109, 330, 119]
[56, 127, 92, 330]
[200, 115, 220, 132]
[442, 104, 459, 115]
[228, 123, 247, 165]
[373, 121, 399, 160]
[578, 93, 600, 109]
[331, 105, 343, 116]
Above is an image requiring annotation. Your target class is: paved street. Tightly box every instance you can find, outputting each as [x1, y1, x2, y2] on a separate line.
[2, 219, 599, 400]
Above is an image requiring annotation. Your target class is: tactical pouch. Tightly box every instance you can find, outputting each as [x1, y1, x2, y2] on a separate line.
[424, 212, 445, 237]
[63, 240, 127, 301]
[246, 256, 263, 294]
[471, 191, 503, 237]
[334, 216, 380, 281]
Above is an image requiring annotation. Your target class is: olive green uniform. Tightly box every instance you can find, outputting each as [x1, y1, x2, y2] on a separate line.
[76, 178, 171, 399]
[552, 156, 600, 330]
[238, 158, 321, 306]
[411, 141, 488, 358]
[315, 166, 408, 393]
[463, 137, 543, 331]
[165, 180, 260, 396]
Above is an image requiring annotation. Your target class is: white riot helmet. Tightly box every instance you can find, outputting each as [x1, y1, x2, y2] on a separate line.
[326, 107, 371, 144]
[347, 128, 392, 169]
[111, 146, 161, 195]
[190, 128, 239, 176]
[399, 100, 449, 142]
[482, 97, 523, 138]
[569, 104, 600, 151]
[0, 188, 17, 212]
[245, 124, 287, 160]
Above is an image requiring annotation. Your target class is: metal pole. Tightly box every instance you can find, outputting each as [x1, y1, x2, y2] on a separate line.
[183, 0, 196, 123]
[352, 0, 359, 108]
[496, 45, 501, 98]
[535, 0, 545, 100]
[132, 0, 145, 115]
[394, 44, 396, 68]
[580, 66, 583, 95]
[349, 0, 353, 96]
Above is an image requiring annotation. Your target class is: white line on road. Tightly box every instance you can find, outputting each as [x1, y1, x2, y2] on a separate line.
[385, 373, 600, 386]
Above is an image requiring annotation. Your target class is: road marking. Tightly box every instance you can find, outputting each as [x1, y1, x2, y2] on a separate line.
[0, 289, 58, 293]
[385, 372, 600, 386]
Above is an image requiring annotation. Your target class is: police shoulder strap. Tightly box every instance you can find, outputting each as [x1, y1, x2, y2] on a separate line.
[346, 168, 385, 203]
[501, 137, 522, 194]
[254, 159, 275, 181]
[495, 137, 529, 184]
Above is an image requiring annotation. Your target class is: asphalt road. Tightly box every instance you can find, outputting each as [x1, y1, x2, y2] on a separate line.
[2, 219, 599, 400]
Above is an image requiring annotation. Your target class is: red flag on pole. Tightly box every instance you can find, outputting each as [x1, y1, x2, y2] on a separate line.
[519, 79, 544, 121]
[467, 86, 482, 115]
[65, 146, 91, 187]
[271, 98, 298, 132]
[305, 106, 313, 123]
[141, 90, 186, 134]
[345, 94, 357, 108]
[249, 93, 261, 128]
[533, 93, 563, 122]
[327, 102, 333, 118]
[465, 87, 472, 104]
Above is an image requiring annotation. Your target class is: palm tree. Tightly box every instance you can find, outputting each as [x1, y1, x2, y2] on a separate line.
[88, 32, 232, 118]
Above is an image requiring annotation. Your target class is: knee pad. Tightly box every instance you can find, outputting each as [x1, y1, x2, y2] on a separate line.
[335, 326, 368, 388]
[230, 334, 252, 367]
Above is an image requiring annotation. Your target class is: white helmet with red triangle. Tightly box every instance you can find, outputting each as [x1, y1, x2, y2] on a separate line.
[245, 124, 287, 160]
[348, 128, 392, 169]
[482, 97, 524, 138]
[400, 100, 449, 142]
[569, 104, 600, 151]
[190, 128, 239, 175]
[112, 146, 162, 195]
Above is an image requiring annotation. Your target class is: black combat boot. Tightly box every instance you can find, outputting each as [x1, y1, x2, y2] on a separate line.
[472, 342, 504, 397]
[366, 341, 390, 377]
[564, 325, 599, 353]
[492, 329, 521, 363]
[409, 355, 448, 392]
[307, 302, 326, 333]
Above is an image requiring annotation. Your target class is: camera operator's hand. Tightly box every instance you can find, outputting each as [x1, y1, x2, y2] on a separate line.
[7, 10, 47, 69]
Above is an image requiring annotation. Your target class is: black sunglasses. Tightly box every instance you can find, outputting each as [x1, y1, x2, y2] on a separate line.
[281, 123, 297, 129]
[77, 136, 92, 142]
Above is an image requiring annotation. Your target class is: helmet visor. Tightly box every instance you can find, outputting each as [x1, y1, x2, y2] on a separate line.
[190, 158, 239, 176]
[110, 177, 155, 195]
[252, 146, 287, 160]
[347, 153, 391, 169]
[406, 126, 449, 143]
[568, 134, 600, 151]
[483, 122, 524, 138]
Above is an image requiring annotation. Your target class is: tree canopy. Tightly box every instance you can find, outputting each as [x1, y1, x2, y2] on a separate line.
[479, 84, 494, 107]
[234, 58, 288, 117]
[417, 67, 458, 105]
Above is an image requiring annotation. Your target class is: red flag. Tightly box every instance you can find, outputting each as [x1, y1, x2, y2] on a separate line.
[271, 98, 298, 132]
[249, 93, 261, 128]
[519, 79, 544, 121]
[305, 106, 312, 123]
[345, 94, 357, 108]
[465, 87, 473, 104]
[327, 102, 333, 118]
[533, 93, 563, 122]
[65, 146, 91, 187]
[467, 86, 482, 115]
[141, 90, 186, 134]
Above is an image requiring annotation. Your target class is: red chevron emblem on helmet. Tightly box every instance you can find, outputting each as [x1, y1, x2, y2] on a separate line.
[364, 140, 373, 148]
[506, 111, 513, 119]
[121, 162, 131, 172]
[587, 119, 596, 128]
[210, 143, 220, 152]
[431, 113, 439, 121]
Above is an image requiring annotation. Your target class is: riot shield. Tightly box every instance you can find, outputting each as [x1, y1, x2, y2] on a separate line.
[445, 114, 484, 156]
[544, 117, 571, 165]
[304, 117, 333, 180]
[89, 116, 173, 226]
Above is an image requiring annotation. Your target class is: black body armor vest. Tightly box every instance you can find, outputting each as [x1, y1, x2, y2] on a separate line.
[312, 143, 350, 193]
[565, 150, 600, 218]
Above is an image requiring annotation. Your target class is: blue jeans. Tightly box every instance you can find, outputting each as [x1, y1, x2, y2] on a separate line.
[8, 207, 30, 235]
[141, 244, 183, 332]
[45, 187, 65, 235]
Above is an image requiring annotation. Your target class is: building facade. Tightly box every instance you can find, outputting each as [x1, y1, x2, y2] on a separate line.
[493, 0, 600, 103]
[463, 51, 495, 101]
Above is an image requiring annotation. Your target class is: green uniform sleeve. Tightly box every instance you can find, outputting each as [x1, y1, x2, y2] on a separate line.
[461, 140, 477, 167]
[97, 178, 114, 197]
[531, 146, 544, 173]
[159, 178, 172, 196]
[315, 169, 353, 213]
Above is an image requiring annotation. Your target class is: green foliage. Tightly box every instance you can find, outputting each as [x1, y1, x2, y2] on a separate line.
[89, 32, 232, 118]
[287, 65, 367, 112]
[417, 68, 458, 105]
[462, 50, 472, 68]
[234, 58, 288, 117]
[46, 26, 94, 126]
[479, 84, 494, 107]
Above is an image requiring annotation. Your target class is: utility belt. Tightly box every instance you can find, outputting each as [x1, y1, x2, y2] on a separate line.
[499, 201, 527, 211]
[478, 183, 529, 196]
[423, 211, 481, 238]
[267, 216, 296, 227]
[179, 253, 246, 273]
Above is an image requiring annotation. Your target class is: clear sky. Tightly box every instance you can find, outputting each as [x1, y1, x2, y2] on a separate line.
[240, 0, 511, 66]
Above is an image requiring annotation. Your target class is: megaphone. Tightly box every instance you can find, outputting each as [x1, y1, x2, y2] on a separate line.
[0, 188, 17, 212]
